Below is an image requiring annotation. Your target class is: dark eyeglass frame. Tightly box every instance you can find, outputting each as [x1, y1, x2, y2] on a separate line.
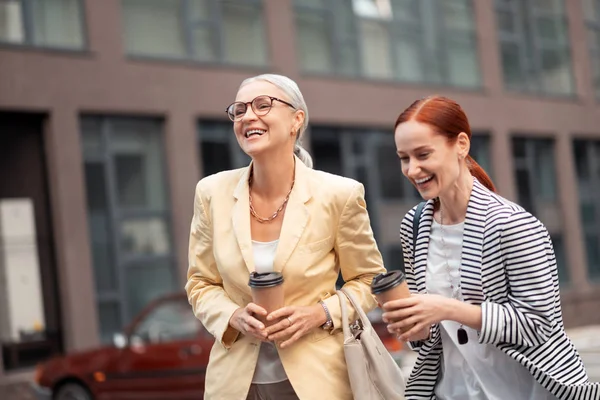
[225, 95, 296, 122]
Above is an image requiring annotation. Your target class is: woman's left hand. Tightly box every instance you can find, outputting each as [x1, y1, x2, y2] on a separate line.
[265, 305, 327, 348]
[382, 294, 452, 341]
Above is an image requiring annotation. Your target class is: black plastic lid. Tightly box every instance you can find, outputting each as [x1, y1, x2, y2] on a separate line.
[248, 271, 284, 288]
[370, 271, 406, 294]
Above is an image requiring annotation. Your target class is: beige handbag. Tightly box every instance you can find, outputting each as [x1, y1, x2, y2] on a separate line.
[338, 288, 406, 400]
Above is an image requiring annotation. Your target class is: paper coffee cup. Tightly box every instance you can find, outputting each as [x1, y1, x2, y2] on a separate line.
[248, 272, 284, 326]
[371, 271, 413, 333]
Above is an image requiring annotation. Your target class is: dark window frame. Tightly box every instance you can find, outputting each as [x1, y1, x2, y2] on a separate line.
[512, 135, 569, 285]
[197, 120, 250, 177]
[574, 138, 600, 280]
[81, 115, 177, 342]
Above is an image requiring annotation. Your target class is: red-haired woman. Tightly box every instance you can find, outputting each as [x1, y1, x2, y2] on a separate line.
[382, 96, 598, 399]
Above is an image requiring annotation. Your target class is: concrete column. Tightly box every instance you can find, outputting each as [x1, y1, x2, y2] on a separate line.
[85, 0, 124, 63]
[263, 0, 299, 77]
[164, 109, 200, 285]
[565, 0, 595, 104]
[490, 126, 516, 201]
[555, 132, 589, 290]
[474, 0, 504, 96]
[44, 106, 99, 350]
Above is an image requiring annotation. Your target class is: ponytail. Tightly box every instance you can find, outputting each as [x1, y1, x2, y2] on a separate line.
[466, 155, 496, 192]
[294, 143, 313, 169]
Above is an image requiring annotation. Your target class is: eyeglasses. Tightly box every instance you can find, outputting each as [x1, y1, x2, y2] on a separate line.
[225, 95, 296, 122]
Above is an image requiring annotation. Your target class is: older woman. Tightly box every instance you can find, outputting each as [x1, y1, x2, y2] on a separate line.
[185, 74, 385, 399]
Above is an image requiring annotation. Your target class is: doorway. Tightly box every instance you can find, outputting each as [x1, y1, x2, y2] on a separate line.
[0, 112, 62, 371]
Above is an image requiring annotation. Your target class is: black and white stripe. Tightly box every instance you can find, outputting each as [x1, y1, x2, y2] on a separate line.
[400, 179, 600, 400]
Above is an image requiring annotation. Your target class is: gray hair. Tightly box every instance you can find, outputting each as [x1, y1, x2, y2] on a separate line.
[239, 74, 313, 168]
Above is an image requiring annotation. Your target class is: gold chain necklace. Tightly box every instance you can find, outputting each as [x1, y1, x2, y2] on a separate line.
[248, 176, 295, 223]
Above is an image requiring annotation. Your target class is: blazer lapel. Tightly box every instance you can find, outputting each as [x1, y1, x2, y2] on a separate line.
[459, 178, 488, 303]
[414, 200, 435, 293]
[273, 157, 311, 272]
[232, 165, 255, 274]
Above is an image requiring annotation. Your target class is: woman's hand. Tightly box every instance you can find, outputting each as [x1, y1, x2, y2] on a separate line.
[382, 294, 451, 342]
[264, 305, 327, 349]
[399, 325, 431, 342]
[229, 303, 269, 341]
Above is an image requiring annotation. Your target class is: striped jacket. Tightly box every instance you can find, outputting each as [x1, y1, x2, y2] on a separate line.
[400, 179, 599, 400]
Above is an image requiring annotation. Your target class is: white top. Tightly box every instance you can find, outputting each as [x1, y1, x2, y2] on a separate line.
[251, 239, 288, 384]
[426, 220, 555, 400]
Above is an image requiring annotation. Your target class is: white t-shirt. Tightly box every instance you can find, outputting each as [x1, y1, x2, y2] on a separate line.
[426, 220, 555, 400]
[251, 239, 288, 384]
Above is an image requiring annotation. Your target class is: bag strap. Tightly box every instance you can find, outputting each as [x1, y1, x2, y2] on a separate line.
[412, 202, 426, 252]
[337, 289, 352, 341]
[337, 288, 373, 340]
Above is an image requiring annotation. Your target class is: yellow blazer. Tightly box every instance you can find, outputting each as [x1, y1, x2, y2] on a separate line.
[185, 157, 386, 400]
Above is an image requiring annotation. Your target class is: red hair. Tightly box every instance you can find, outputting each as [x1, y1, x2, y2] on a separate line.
[394, 95, 496, 192]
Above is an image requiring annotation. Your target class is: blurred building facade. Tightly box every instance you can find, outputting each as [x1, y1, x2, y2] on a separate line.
[1, 0, 600, 380]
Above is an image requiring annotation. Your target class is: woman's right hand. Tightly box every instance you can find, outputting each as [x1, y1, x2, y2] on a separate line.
[229, 303, 269, 341]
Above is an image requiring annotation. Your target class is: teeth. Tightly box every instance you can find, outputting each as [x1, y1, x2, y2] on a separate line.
[245, 129, 266, 138]
[415, 176, 433, 184]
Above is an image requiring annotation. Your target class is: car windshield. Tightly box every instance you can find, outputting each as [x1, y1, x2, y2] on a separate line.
[132, 298, 205, 343]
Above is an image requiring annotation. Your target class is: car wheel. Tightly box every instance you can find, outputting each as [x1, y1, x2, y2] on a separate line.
[54, 382, 93, 400]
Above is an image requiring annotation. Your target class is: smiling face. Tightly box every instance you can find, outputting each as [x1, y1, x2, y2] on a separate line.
[232, 80, 304, 160]
[394, 120, 469, 200]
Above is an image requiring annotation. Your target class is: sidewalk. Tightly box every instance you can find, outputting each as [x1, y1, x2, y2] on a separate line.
[567, 325, 600, 382]
[0, 370, 35, 400]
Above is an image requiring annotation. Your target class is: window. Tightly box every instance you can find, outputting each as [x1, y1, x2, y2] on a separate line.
[311, 126, 421, 284]
[311, 126, 418, 203]
[132, 298, 204, 343]
[198, 121, 250, 177]
[513, 138, 557, 208]
[294, 0, 481, 87]
[470, 134, 493, 178]
[311, 128, 344, 176]
[512, 136, 569, 284]
[295, 0, 359, 76]
[121, 0, 267, 66]
[574, 139, 600, 280]
[583, 0, 600, 98]
[386, 245, 405, 273]
[495, 0, 574, 96]
[81, 116, 176, 343]
[0, 0, 85, 49]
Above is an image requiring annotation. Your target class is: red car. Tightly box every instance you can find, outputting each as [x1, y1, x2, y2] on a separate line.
[31, 293, 403, 400]
[32, 294, 212, 400]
